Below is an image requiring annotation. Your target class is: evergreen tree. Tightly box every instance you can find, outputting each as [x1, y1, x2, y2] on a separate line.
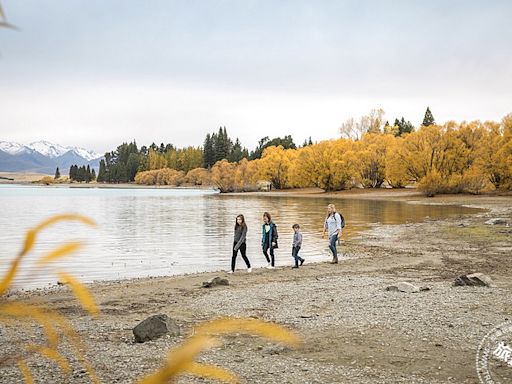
[422, 107, 435, 126]
[250, 135, 296, 159]
[399, 117, 414, 136]
[126, 153, 140, 181]
[214, 127, 229, 162]
[302, 136, 313, 147]
[203, 133, 215, 168]
[86, 165, 91, 182]
[54, 167, 60, 179]
[91, 168, 96, 181]
[228, 138, 244, 162]
[97, 159, 106, 182]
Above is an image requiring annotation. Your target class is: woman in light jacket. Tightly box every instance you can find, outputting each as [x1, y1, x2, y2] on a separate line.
[323, 204, 343, 264]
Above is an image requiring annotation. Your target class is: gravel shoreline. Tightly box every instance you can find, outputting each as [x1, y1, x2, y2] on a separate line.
[1, 193, 511, 383]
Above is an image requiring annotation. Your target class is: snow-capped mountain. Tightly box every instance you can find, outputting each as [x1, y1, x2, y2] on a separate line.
[0, 141, 31, 156]
[0, 140, 103, 174]
[0, 141, 102, 161]
[26, 141, 70, 159]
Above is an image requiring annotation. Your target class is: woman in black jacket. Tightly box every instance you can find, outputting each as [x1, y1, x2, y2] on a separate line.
[261, 212, 278, 269]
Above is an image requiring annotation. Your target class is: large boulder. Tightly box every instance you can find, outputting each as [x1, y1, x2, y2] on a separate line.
[133, 314, 180, 343]
[453, 273, 493, 287]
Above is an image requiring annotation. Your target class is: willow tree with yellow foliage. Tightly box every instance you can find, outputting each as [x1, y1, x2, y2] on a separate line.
[478, 114, 512, 190]
[292, 140, 354, 191]
[350, 133, 395, 188]
[256, 145, 297, 189]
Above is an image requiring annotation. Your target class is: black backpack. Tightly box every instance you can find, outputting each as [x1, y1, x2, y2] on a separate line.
[338, 212, 346, 229]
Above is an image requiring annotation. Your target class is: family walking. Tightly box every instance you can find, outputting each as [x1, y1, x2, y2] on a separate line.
[229, 204, 345, 273]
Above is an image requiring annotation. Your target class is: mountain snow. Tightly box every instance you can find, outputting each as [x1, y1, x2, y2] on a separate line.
[0, 140, 102, 160]
[27, 141, 69, 158]
[0, 141, 31, 155]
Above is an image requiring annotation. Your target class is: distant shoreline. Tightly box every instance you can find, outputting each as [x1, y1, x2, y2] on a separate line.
[2, 179, 511, 200]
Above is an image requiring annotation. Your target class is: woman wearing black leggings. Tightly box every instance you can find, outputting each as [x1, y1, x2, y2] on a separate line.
[228, 214, 251, 273]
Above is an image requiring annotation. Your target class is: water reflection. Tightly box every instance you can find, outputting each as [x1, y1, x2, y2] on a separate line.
[0, 185, 479, 288]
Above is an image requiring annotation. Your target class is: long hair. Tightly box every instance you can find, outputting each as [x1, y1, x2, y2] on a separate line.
[263, 212, 272, 223]
[326, 203, 336, 219]
[235, 214, 247, 229]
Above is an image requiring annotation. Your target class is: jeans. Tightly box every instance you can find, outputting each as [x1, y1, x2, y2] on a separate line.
[232, 242, 250, 271]
[262, 240, 275, 266]
[329, 234, 339, 258]
[292, 246, 303, 267]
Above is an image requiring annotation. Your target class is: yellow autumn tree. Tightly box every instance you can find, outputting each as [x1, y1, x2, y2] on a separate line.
[148, 149, 167, 170]
[479, 114, 512, 190]
[293, 140, 354, 191]
[350, 133, 395, 188]
[185, 168, 211, 186]
[165, 147, 203, 173]
[257, 146, 296, 189]
[211, 160, 237, 192]
[234, 158, 259, 191]
[385, 136, 409, 188]
[135, 168, 184, 185]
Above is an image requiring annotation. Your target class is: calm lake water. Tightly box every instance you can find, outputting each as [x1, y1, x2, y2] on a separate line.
[0, 185, 480, 289]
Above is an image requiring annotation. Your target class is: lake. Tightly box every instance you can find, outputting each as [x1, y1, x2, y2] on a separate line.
[0, 185, 480, 289]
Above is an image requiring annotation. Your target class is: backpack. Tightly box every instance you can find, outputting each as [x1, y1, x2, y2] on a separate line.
[337, 212, 346, 229]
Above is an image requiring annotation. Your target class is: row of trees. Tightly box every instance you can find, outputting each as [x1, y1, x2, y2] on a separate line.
[98, 128, 306, 183]
[203, 127, 249, 168]
[96, 141, 203, 183]
[165, 113, 510, 195]
[69, 164, 96, 183]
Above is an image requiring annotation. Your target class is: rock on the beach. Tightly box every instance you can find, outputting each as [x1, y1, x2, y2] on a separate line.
[485, 218, 508, 225]
[453, 273, 493, 287]
[386, 282, 420, 293]
[202, 277, 230, 288]
[133, 314, 180, 343]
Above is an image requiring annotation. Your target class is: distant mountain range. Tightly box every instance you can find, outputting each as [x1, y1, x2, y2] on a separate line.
[0, 141, 103, 175]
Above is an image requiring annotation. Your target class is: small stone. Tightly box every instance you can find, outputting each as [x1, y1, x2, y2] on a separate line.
[485, 218, 508, 225]
[202, 277, 230, 288]
[396, 282, 420, 293]
[453, 273, 493, 287]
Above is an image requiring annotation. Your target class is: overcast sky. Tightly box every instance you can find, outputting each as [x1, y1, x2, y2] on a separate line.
[0, 0, 511, 153]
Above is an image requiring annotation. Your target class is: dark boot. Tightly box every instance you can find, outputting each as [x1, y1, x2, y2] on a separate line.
[330, 256, 338, 264]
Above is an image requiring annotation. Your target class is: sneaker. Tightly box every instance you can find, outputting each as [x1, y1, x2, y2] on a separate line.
[247, 267, 252, 273]
[266, 262, 271, 268]
[227, 270, 234, 274]
[300, 258, 305, 266]
[266, 266, 275, 270]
